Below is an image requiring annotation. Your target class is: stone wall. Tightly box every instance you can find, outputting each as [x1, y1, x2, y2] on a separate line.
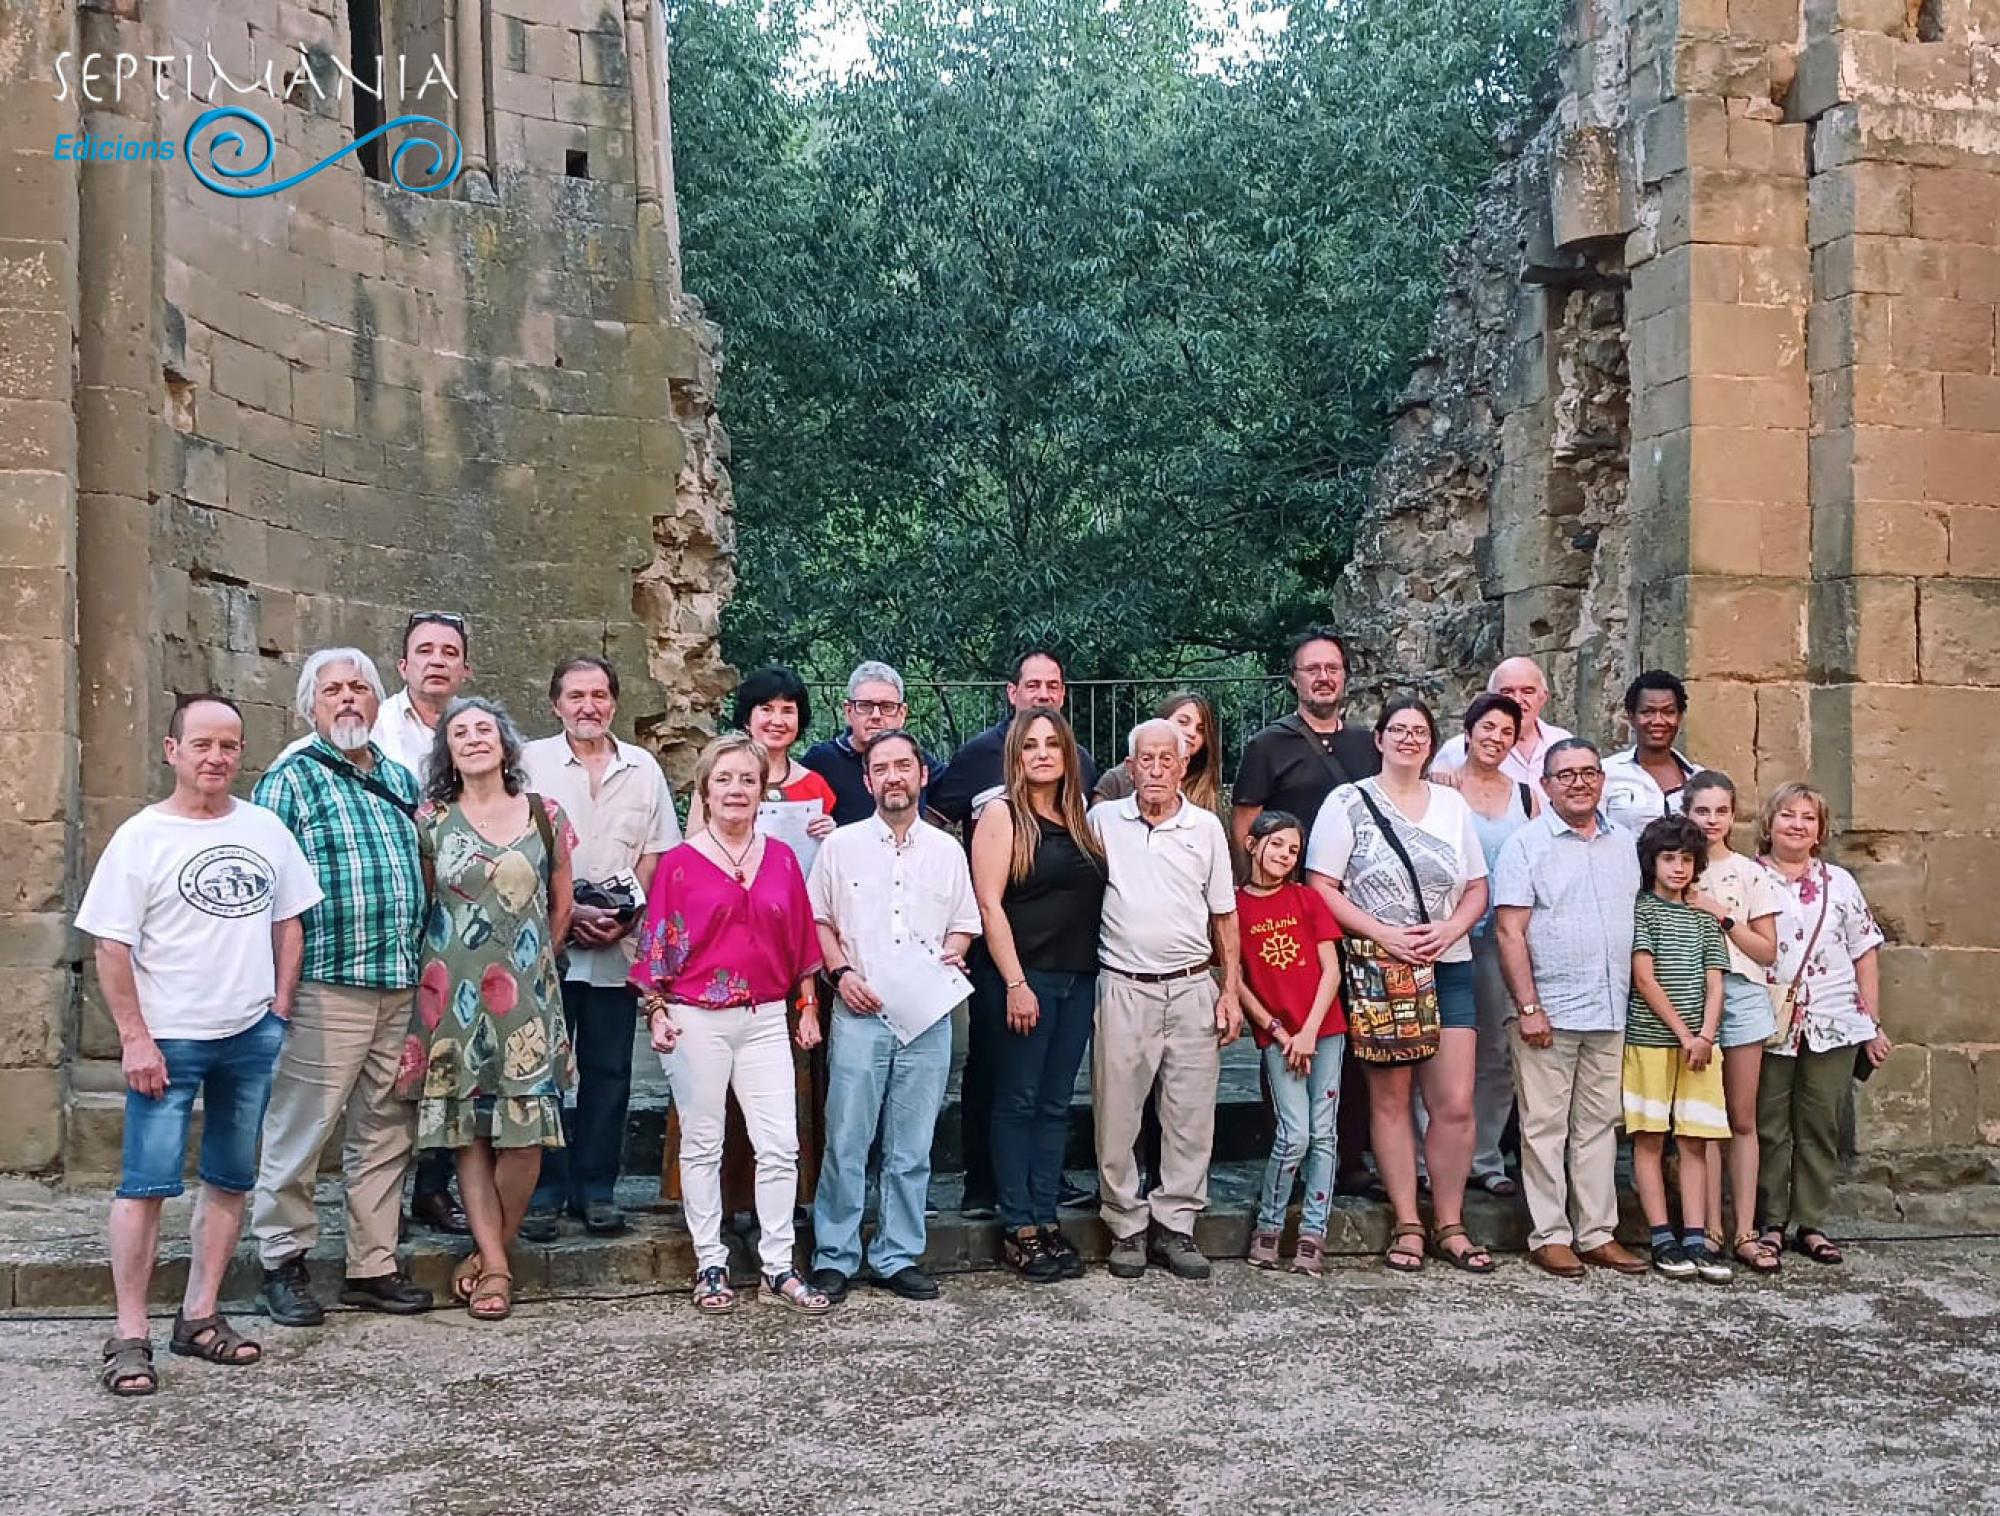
[1337, 0, 2000, 1158]
[0, 0, 734, 1173]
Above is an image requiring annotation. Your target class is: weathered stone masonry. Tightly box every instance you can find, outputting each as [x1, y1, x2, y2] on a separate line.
[1338, 0, 2000, 1160]
[0, 0, 733, 1174]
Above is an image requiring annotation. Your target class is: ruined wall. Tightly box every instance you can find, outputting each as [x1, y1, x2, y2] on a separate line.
[1337, 0, 2000, 1158]
[0, 0, 734, 1173]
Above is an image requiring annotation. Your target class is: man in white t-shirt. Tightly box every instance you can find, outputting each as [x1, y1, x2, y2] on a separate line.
[519, 656, 681, 1240]
[76, 694, 322, 1397]
[1089, 719, 1243, 1283]
[1434, 656, 1574, 799]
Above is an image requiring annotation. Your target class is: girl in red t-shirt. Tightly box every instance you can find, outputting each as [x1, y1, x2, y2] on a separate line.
[1238, 810, 1346, 1276]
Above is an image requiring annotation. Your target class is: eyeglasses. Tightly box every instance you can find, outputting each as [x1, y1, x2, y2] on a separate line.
[846, 700, 906, 717]
[1382, 726, 1430, 742]
[1295, 663, 1344, 679]
[1549, 767, 1604, 786]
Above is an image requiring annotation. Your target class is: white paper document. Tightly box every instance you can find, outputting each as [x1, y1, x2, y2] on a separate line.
[869, 950, 973, 1046]
[757, 798, 824, 878]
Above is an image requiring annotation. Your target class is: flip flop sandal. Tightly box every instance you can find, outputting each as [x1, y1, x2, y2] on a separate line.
[1793, 1230, 1845, 1266]
[762, 1269, 833, 1315]
[692, 1265, 738, 1314]
[170, 1311, 261, 1366]
[1732, 1232, 1781, 1275]
[101, 1336, 157, 1396]
[468, 1270, 514, 1320]
[1429, 1223, 1496, 1275]
[1384, 1223, 1427, 1274]
[451, 1251, 483, 1304]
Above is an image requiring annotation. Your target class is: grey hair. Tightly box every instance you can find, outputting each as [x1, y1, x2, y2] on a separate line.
[423, 695, 530, 806]
[1542, 736, 1600, 777]
[846, 660, 905, 700]
[296, 647, 386, 723]
[1127, 717, 1187, 759]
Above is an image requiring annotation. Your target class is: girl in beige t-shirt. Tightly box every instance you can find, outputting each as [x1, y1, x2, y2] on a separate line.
[1685, 770, 1784, 1275]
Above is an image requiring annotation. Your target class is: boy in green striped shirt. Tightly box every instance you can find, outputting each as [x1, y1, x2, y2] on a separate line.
[1625, 814, 1731, 1283]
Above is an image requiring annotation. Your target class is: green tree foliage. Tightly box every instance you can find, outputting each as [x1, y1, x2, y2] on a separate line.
[667, 0, 1560, 686]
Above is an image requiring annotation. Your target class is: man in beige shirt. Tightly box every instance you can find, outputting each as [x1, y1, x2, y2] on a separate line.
[520, 656, 681, 1238]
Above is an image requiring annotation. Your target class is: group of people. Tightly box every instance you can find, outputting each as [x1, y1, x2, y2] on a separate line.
[80, 617, 1891, 1398]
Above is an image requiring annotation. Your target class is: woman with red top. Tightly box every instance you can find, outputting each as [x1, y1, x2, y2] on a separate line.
[1238, 810, 1346, 1276]
[685, 666, 840, 836]
[633, 733, 830, 1315]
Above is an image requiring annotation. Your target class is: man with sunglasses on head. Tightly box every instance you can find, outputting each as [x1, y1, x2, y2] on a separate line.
[800, 661, 944, 826]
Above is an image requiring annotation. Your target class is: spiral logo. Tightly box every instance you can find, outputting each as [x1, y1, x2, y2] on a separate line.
[183, 105, 463, 198]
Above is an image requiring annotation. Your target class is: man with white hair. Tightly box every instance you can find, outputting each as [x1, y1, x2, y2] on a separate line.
[1090, 718, 1244, 1281]
[801, 659, 944, 826]
[1436, 656, 1574, 798]
[250, 647, 434, 1327]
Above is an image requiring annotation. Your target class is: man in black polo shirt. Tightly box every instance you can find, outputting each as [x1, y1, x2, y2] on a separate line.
[931, 649, 1098, 1219]
[800, 659, 944, 825]
[1232, 626, 1382, 1194]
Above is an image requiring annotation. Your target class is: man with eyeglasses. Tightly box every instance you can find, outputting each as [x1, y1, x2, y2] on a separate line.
[800, 660, 944, 826]
[1491, 737, 1648, 1280]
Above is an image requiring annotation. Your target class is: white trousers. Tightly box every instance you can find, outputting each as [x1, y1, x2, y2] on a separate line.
[661, 1001, 799, 1276]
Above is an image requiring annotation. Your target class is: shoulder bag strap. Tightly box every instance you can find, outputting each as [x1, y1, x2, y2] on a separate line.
[526, 792, 557, 895]
[1517, 781, 1533, 817]
[296, 747, 417, 821]
[1352, 781, 1431, 925]
[1278, 712, 1353, 791]
[1783, 861, 1833, 995]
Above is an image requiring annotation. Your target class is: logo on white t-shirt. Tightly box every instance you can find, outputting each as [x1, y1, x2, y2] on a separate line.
[177, 845, 276, 919]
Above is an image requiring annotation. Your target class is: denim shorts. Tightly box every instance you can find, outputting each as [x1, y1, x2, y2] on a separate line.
[118, 1011, 287, 1200]
[1434, 958, 1477, 1031]
[1717, 971, 1777, 1049]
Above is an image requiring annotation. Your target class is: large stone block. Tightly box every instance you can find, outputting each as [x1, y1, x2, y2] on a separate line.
[1684, 577, 1808, 678]
[1810, 574, 1918, 682]
[1855, 1044, 1931, 1152]
[1807, 161, 1912, 247]
[0, 471, 75, 570]
[1919, 578, 2000, 682]
[1948, 506, 2000, 575]
[1840, 686, 2000, 833]
[0, 1068, 61, 1170]
[1688, 424, 1808, 503]
[0, 970, 67, 1066]
[1891, 297, 1997, 375]
[1841, 829, 1928, 947]
[1880, 945, 2000, 1044]
[1911, 168, 2000, 246]
[1924, 833, 2000, 949]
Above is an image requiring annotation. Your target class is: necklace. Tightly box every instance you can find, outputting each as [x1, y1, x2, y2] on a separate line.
[709, 830, 757, 884]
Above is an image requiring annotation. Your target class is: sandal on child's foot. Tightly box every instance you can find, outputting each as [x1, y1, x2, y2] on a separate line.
[1247, 1228, 1282, 1270]
[1289, 1234, 1326, 1278]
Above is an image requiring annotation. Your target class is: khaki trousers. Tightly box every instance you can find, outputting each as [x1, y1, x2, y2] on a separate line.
[251, 981, 417, 1278]
[1511, 1025, 1624, 1252]
[1092, 970, 1220, 1240]
[1756, 1044, 1850, 1234]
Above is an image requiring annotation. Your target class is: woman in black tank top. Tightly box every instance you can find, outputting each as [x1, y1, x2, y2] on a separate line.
[970, 708, 1106, 1282]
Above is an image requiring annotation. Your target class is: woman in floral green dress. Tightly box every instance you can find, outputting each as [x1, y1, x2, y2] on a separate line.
[395, 696, 575, 1320]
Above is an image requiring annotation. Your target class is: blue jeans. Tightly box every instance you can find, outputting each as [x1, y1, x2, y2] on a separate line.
[990, 965, 1096, 1229]
[532, 982, 638, 1211]
[811, 1006, 952, 1277]
[119, 1011, 287, 1199]
[1255, 1034, 1346, 1237]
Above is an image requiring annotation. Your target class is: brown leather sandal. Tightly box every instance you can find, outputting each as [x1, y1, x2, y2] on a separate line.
[101, 1336, 157, 1396]
[169, 1311, 261, 1365]
[1384, 1222, 1427, 1274]
[451, 1251, 483, 1303]
[1429, 1222, 1496, 1275]
[468, 1270, 514, 1321]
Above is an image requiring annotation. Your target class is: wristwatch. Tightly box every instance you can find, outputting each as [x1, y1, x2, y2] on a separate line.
[830, 965, 854, 985]
[1719, 915, 1736, 932]
[1518, 1002, 1543, 1016]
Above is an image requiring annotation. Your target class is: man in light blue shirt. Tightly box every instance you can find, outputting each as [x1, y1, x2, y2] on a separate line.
[1493, 738, 1647, 1280]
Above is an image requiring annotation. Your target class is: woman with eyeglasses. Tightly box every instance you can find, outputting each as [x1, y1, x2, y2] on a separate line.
[1304, 697, 1493, 1276]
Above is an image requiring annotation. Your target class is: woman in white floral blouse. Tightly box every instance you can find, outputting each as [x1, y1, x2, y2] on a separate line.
[1755, 782, 1891, 1267]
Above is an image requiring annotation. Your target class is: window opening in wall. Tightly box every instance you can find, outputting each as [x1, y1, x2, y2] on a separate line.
[348, 0, 386, 180]
[1917, 0, 1945, 42]
[566, 149, 591, 180]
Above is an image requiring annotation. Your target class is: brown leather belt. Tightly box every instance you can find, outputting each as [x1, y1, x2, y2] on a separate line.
[1100, 962, 1210, 984]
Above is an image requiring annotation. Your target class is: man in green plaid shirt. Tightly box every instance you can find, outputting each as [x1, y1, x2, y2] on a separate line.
[249, 647, 435, 1327]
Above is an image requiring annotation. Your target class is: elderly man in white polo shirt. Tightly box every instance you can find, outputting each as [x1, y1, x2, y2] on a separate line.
[1089, 718, 1243, 1281]
[519, 655, 681, 1240]
[1436, 655, 1573, 798]
[807, 730, 981, 1304]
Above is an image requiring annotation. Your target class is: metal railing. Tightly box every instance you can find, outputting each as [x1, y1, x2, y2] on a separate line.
[803, 676, 1293, 770]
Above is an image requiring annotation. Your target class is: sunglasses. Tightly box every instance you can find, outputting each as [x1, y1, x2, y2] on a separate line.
[405, 611, 467, 635]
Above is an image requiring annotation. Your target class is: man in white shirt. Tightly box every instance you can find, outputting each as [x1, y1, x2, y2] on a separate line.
[1435, 656, 1574, 797]
[1090, 719, 1244, 1282]
[77, 694, 322, 1396]
[519, 656, 682, 1239]
[806, 732, 981, 1303]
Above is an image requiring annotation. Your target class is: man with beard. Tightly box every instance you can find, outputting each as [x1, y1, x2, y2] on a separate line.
[806, 731, 981, 1303]
[251, 649, 435, 1327]
[1231, 628, 1381, 1193]
[518, 656, 681, 1241]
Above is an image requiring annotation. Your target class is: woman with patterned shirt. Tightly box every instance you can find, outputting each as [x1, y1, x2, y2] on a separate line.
[1755, 782, 1890, 1267]
[632, 733, 829, 1315]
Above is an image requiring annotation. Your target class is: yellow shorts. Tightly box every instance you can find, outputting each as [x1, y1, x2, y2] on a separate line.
[1621, 1044, 1729, 1139]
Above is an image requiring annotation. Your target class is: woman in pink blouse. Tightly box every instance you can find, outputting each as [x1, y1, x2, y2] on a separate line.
[633, 733, 829, 1314]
